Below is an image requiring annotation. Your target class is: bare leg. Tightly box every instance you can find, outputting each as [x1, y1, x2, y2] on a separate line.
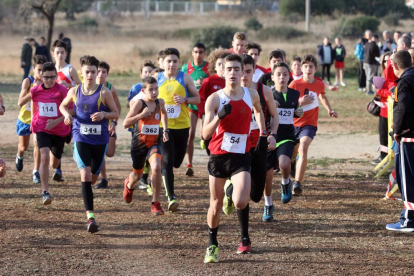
[100, 161, 107, 180]
[207, 176, 226, 229]
[39, 147, 50, 192]
[279, 155, 291, 180]
[230, 171, 251, 210]
[340, 68, 344, 83]
[185, 112, 198, 167]
[150, 156, 162, 202]
[17, 135, 30, 158]
[335, 68, 339, 84]
[295, 136, 313, 183]
[264, 169, 274, 197]
[33, 135, 40, 171]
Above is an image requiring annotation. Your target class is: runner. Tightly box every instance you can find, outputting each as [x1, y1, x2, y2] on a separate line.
[258, 49, 286, 88]
[0, 92, 4, 116]
[77, 55, 88, 83]
[157, 47, 199, 212]
[122, 76, 169, 215]
[59, 55, 119, 233]
[0, 94, 4, 178]
[230, 32, 247, 54]
[290, 56, 303, 80]
[245, 43, 267, 82]
[288, 54, 338, 196]
[203, 54, 269, 263]
[197, 49, 231, 154]
[181, 42, 210, 176]
[222, 54, 278, 216]
[263, 62, 303, 222]
[15, 55, 45, 184]
[30, 62, 72, 205]
[95, 61, 122, 189]
[157, 50, 165, 70]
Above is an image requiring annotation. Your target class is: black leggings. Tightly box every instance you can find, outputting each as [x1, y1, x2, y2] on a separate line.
[321, 64, 331, 83]
[379, 116, 388, 159]
[160, 128, 189, 199]
[250, 148, 267, 203]
[358, 60, 367, 89]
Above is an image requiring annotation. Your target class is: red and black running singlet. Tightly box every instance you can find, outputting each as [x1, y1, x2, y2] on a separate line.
[131, 99, 161, 151]
[249, 83, 269, 148]
[209, 88, 253, 155]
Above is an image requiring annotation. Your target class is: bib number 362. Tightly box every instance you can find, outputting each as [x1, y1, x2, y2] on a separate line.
[80, 124, 101, 135]
[221, 132, 247, 154]
[141, 124, 159, 135]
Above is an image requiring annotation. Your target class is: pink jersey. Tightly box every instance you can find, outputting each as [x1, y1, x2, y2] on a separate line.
[31, 83, 72, 137]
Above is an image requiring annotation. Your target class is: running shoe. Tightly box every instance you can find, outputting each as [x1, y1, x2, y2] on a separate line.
[87, 218, 99, 234]
[293, 181, 302, 196]
[358, 88, 363, 92]
[223, 180, 235, 215]
[371, 156, 382, 165]
[237, 239, 251, 254]
[281, 180, 292, 204]
[340, 82, 346, 87]
[52, 169, 65, 182]
[94, 178, 108, 189]
[333, 82, 338, 86]
[386, 222, 414, 232]
[147, 180, 153, 196]
[262, 205, 274, 222]
[123, 177, 134, 203]
[138, 178, 148, 189]
[32, 171, 41, 184]
[290, 160, 296, 178]
[204, 245, 219, 263]
[15, 156, 23, 172]
[168, 196, 179, 212]
[42, 191, 52, 205]
[185, 166, 194, 176]
[151, 202, 164, 216]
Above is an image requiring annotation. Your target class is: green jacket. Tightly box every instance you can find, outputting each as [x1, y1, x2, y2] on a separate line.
[21, 43, 32, 67]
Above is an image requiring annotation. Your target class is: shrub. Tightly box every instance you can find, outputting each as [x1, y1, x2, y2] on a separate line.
[257, 26, 306, 41]
[244, 17, 263, 31]
[383, 12, 401, 26]
[191, 26, 237, 52]
[173, 28, 197, 39]
[333, 16, 380, 38]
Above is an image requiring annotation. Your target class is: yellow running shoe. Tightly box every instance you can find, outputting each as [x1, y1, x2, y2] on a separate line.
[204, 245, 219, 263]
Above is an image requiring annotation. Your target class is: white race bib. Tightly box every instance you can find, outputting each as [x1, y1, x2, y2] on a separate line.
[278, 108, 294, 125]
[38, 102, 57, 117]
[141, 124, 159, 135]
[80, 124, 102, 135]
[25, 101, 31, 112]
[250, 112, 259, 130]
[165, 104, 181, 119]
[301, 91, 319, 112]
[220, 132, 247, 154]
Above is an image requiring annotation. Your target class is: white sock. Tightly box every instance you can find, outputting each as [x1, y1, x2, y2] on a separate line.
[264, 195, 273, 206]
[33, 170, 38, 174]
[16, 154, 23, 160]
[281, 177, 289, 185]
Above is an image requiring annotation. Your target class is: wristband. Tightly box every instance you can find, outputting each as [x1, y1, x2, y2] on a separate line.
[184, 97, 188, 104]
[112, 120, 117, 126]
[271, 133, 277, 140]
[164, 128, 170, 133]
[260, 130, 268, 136]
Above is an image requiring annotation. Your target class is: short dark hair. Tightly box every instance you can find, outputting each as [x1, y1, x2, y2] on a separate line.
[40, 37, 46, 40]
[142, 76, 158, 89]
[157, 50, 165, 59]
[272, 62, 290, 73]
[42, 62, 57, 73]
[395, 31, 402, 35]
[242, 54, 255, 68]
[373, 34, 379, 40]
[193, 42, 206, 51]
[400, 36, 412, 49]
[224, 54, 243, 70]
[164, 48, 180, 59]
[33, 55, 47, 65]
[394, 50, 412, 70]
[80, 55, 89, 65]
[291, 56, 302, 64]
[140, 60, 156, 73]
[52, 40, 67, 51]
[245, 43, 262, 55]
[81, 55, 100, 68]
[268, 50, 285, 62]
[302, 54, 318, 68]
[98, 61, 110, 73]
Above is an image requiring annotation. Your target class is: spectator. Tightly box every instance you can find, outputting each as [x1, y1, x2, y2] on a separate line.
[385, 36, 411, 83]
[58, 33, 72, 64]
[380, 30, 392, 54]
[35, 37, 51, 61]
[409, 48, 414, 64]
[317, 37, 334, 84]
[355, 38, 366, 92]
[21, 38, 35, 80]
[333, 37, 346, 87]
[363, 34, 380, 95]
[391, 31, 402, 51]
[386, 50, 414, 232]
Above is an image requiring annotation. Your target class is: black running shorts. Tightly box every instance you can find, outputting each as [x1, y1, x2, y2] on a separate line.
[267, 141, 295, 171]
[36, 132, 66, 159]
[207, 153, 251, 179]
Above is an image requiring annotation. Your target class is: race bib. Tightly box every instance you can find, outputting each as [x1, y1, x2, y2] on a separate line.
[165, 104, 181, 119]
[141, 124, 159, 135]
[278, 108, 294, 125]
[25, 101, 31, 112]
[38, 102, 57, 117]
[301, 91, 319, 112]
[250, 112, 259, 130]
[80, 124, 102, 135]
[221, 132, 247, 154]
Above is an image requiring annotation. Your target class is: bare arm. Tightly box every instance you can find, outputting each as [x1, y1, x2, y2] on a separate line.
[111, 85, 121, 118]
[263, 86, 279, 134]
[100, 88, 119, 120]
[202, 94, 221, 140]
[250, 89, 266, 134]
[159, 99, 169, 142]
[183, 74, 200, 105]
[319, 93, 338, 118]
[59, 87, 76, 124]
[18, 78, 31, 107]
[123, 100, 153, 128]
[70, 66, 82, 86]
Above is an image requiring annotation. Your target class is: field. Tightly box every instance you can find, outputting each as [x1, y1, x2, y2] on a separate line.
[0, 11, 413, 275]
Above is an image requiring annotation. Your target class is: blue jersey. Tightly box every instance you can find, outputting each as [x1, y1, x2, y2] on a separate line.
[127, 83, 142, 102]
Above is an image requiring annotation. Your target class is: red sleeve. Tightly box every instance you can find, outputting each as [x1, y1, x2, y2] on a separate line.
[197, 78, 209, 116]
[377, 80, 393, 98]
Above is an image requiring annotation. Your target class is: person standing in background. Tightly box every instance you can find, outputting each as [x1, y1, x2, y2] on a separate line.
[317, 37, 334, 84]
[21, 38, 35, 80]
[363, 34, 380, 95]
[35, 37, 51, 61]
[333, 37, 346, 87]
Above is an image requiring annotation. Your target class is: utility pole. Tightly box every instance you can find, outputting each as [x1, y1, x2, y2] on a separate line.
[305, 0, 310, 32]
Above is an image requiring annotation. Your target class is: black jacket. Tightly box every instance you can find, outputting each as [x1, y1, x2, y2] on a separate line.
[272, 88, 300, 142]
[393, 67, 414, 138]
[333, 44, 346, 62]
[363, 41, 380, 65]
[317, 43, 334, 65]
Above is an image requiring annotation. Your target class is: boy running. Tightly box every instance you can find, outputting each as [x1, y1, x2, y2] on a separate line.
[245, 43, 267, 82]
[181, 42, 210, 176]
[288, 55, 338, 195]
[263, 62, 303, 222]
[15, 55, 46, 183]
[31, 62, 72, 205]
[95, 61, 122, 189]
[229, 32, 247, 54]
[59, 56, 119, 233]
[52, 40, 81, 89]
[157, 48, 199, 212]
[123, 76, 169, 215]
[203, 54, 269, 263]
[258, 50, 286, 88]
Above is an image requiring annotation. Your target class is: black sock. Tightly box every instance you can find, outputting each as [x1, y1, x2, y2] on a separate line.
[82, 181, 93, 211]
[237, 204, 249, 241]
[226, 182, 233, 198]
[208, 226, 218, 246]
[142, 173, 149, 181]
[380, 151, 387, 159]
[57, 162, 61, 170]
